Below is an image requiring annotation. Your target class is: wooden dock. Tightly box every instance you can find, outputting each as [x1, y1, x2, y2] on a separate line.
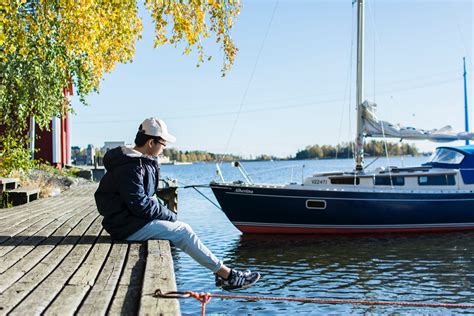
[0, 184, 180, 315]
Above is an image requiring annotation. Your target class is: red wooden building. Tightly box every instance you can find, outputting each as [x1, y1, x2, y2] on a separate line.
[0, 83, 73, 169]
[34, 83, 73, 168]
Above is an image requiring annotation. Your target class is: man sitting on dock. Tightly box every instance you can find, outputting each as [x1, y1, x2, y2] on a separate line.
[94, 117, 260, 291]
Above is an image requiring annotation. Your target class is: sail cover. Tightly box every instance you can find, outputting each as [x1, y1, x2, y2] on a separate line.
[361, 101, 474, 142]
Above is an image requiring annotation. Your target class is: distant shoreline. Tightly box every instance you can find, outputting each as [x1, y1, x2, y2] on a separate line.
[162, 154, 427, 164]
[162, 141, 423, 163]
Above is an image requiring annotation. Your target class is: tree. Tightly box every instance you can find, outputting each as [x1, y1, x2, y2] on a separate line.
[0, 0, 240, 174]
[294, 141, 419, 160]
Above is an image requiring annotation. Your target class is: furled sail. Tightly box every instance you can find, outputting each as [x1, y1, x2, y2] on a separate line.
[361, 101, 474, 142]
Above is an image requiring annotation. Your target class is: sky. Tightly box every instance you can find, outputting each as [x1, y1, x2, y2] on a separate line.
[70, 0, 473, 158]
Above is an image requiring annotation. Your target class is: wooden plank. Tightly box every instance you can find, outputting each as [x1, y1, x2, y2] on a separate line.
[0, 185, 94, 222]
[7, 218, 104, 315]
[0, 185, 85, 219]
[0, 195, 87, 252]
[0, 184, 96, 221]
[0, 211, 99, 313]
[0, 208, 98, 292]
[0, 177, 19, 191]
[0, 198, 74, 228]
[5, 187, 40, 194]
[0, 198, 49, 218]
[43, 233, 112, 315]
[139, 240, 180, 316]
[2, 199, 95, 242]
[0, 201, 83, 251]
[0, 191, 89, 234]
[67, 234, 112, 286]
[76, 242, 129, 315]
[0, 207, 78, 259]
[0, 187, 96, 242]
[0, 197, 75, 230]
[3, 187, 40, 206]
[0, 204, 96, 274]
[108, 243, 146, 316]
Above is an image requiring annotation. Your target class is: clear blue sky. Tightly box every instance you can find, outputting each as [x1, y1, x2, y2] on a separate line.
[70, 0, 473, 158]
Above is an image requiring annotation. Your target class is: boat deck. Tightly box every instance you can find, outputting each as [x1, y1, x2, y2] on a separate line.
[0, 184, 179, 315]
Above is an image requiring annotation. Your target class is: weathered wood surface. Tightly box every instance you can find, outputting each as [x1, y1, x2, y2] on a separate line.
[140, 240, 179, 315]
[0, 184, 180, 316]
[2, 187, 40, 206]
[0, 178, 19, 192]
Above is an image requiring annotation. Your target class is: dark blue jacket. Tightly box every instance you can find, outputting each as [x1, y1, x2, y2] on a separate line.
[94, 146, 177, 240]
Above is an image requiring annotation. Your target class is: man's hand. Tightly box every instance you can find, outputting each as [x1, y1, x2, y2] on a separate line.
[153, 195, 178, 215]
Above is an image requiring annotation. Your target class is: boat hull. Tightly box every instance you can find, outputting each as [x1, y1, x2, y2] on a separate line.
[210, 183, 474, 234]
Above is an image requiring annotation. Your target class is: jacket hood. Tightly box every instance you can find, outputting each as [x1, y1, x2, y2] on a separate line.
[103, 146, 158, 171]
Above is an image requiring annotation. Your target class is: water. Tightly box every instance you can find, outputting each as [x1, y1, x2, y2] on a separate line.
[161, 157, 474, 315]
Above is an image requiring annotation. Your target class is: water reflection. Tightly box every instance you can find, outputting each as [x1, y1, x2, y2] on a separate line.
[177, 231, 474, 315]
[213, 233, 474, 313]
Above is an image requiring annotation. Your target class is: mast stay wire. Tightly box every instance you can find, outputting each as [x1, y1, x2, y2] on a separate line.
[367, 0, 393, 173]
[452, 6, 472, 71]
[335, 1, 356, 161]
[366, 0, 384, 100]
[370, 0, 376, 104]
[218, 0, 280, 166]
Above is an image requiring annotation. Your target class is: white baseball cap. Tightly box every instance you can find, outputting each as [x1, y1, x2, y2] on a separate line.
[139, 117, 176, 143]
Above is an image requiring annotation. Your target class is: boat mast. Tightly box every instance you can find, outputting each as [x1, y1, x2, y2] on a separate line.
[464, 57, 469, 145]
[355, 0, 365, 171]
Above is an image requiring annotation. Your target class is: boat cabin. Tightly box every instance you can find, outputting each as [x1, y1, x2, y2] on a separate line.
[423, 146, 474, 184]
[303, 146, 474, 191]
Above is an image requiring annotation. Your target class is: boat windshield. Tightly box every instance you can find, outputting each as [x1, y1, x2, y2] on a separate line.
[429, 148, 465, 164]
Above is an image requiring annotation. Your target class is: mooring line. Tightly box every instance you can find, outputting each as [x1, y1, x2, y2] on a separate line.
[154, 290, 474, 316]
[171, 179, 222, 210]
[191, 186, 222, 210]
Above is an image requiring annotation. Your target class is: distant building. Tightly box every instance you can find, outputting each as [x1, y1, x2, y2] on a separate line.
[71, 146, 84, 165]
[86, 144, 95, 165]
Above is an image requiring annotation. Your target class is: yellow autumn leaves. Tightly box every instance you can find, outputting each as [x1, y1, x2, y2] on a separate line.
[2, 0, 240, 88]
[147, 0, 240, 74]
[57, 0, 143, 88]
[0, 0, 240, 174]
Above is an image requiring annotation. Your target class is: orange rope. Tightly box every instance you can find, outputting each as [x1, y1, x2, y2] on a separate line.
[154, 290, 474, 316]
[187, 291, 212, 316]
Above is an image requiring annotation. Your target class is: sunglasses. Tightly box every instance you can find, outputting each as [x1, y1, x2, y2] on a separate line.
[155, 139, 167, 147]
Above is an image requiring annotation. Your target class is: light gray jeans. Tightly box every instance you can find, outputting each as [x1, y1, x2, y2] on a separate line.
[126, 220, 223, 273]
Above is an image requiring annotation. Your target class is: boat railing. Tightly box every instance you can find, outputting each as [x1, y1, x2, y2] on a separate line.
[215, 162, 306, 185]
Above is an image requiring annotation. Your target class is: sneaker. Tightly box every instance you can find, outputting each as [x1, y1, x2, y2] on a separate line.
[215, 269, 260, 291]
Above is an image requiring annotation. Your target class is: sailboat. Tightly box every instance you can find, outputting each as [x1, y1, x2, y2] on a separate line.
[210, 0, 474, 234]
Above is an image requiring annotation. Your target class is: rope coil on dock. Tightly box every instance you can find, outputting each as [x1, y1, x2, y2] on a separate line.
[154, 289, 474, 316]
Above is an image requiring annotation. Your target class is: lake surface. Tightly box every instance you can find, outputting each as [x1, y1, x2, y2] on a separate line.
[161, 157, 474, 315]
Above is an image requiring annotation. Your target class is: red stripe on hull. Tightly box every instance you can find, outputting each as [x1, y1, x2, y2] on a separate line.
[235, 225, 474, 234]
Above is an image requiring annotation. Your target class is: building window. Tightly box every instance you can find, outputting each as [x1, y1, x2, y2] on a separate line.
[374, 176, 405, 186]
[418, 175, 455, 186]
